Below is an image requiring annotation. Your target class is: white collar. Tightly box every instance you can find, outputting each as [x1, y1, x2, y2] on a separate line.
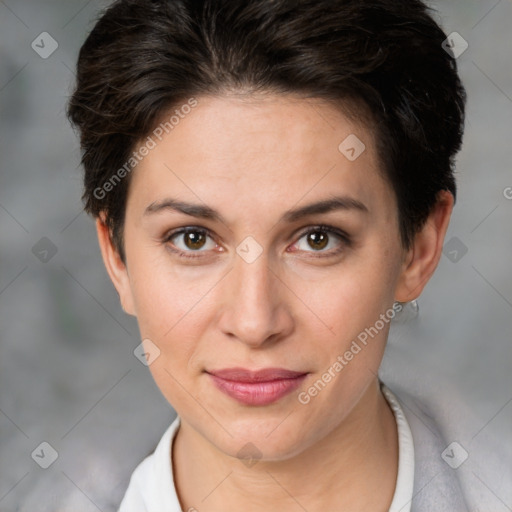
[382, 383, 415, 512]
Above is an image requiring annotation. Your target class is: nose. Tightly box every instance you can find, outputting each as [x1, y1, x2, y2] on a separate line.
[217, 250, 294, 348]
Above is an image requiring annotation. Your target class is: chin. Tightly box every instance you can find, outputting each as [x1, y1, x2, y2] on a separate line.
[212, 415, 312, 462]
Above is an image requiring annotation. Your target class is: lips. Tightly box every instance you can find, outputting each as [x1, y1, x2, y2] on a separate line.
[206, 367, 308, 406]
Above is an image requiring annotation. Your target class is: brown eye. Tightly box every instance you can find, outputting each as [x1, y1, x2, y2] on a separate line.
[306, 231, 329, 251]
[164, 227, 217, 256]
[292, 225, 350, 256]
[182, 231, 207, 250]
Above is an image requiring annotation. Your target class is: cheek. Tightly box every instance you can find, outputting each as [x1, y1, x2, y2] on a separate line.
[294, 253, 398, 344]
[128, 251, 226, 365]
[135, 288, 205, 409]
[128, 244, 208, 333]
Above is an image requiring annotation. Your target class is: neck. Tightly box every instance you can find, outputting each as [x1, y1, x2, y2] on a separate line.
[172, 378, 398, 512]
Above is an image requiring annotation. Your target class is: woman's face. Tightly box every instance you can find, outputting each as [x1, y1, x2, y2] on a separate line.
[113, 94, 410, 459]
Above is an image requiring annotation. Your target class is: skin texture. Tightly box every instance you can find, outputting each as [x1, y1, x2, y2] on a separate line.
[96, 93, 453, 511]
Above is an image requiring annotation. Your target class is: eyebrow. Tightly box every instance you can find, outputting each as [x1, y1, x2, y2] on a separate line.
[143, 195, 368, 223]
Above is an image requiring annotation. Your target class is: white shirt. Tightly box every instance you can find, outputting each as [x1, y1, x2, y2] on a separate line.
[117, 384, 415, 512]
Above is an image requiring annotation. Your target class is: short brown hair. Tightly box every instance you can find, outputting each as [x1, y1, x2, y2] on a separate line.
[67, 0, 466, 263]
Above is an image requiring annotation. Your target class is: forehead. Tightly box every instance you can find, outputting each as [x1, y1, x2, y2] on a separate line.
[126, 93, 394, 226]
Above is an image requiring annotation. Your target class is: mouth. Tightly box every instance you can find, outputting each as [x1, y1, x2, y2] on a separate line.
[205, 367, 309, 406]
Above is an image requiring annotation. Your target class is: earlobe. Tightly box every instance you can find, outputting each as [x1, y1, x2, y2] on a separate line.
[95, 213, 137, 316]
[395, 190, 454, 302]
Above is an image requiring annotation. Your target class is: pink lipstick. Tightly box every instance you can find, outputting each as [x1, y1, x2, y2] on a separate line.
[206, 367, 308, 406]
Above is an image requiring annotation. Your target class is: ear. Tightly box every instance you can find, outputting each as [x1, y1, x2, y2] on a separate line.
[95, 212, 136, 316]
[395, 190, 454, 302]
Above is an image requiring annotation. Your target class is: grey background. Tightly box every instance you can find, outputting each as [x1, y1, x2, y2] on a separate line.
[0, 0, 511, 510]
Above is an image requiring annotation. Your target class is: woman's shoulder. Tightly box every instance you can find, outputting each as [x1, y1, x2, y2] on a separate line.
[117, 416, 182, 512]
[385, 384, 469, 511]
[384, 379, 511, 512]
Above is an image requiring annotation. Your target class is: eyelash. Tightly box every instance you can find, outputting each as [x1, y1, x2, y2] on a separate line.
[162, 225, 351, 260]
